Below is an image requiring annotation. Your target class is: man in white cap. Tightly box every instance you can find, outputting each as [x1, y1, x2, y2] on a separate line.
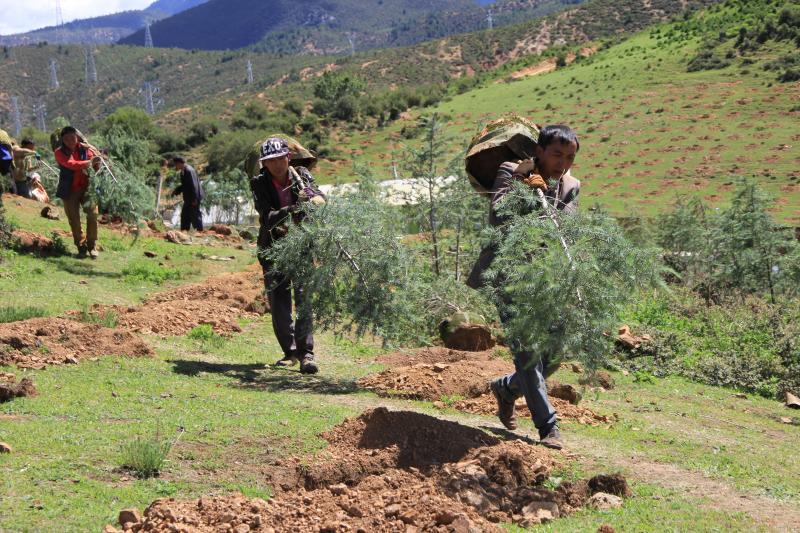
[249, 137, 325, 374]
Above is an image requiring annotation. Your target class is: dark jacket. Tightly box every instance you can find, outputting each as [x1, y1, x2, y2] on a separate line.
[172, 164, 204, 204]
[466, 161, 580, 289]
[249, 166, 323, 253]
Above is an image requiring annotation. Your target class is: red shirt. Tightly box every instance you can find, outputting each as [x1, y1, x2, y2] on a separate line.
[55, 144, 96, 192]
[272, 177, 293, 208]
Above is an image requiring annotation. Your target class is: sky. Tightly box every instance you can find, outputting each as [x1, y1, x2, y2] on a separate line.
[0, 0, 152, 35]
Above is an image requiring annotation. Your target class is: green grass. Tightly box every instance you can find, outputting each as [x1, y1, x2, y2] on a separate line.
[120, 432, 174, 479]
[0, 306, 48, 323]
[0, 198, 254, 316]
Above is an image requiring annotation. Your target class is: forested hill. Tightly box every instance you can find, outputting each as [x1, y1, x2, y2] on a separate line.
[119, 0, 586, 53]
[0, 0, 208, 46]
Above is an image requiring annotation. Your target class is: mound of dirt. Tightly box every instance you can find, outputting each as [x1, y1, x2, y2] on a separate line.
[114, 408, 628, 532]
[0, 318, 152, 369]
[103, 300, 246, 337]
[358, 358, 510, 401]
[144, 269, 267, 314]
[376, 346, 501, 367]
[452, 395, 612, 426]
[360, 348, 611, 425]
[11, 230, 60, 255]
[0, 372, 36, 401]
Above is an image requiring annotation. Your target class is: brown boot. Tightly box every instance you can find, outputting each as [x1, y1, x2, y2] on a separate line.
[299, 355, 318, 375]
[539, 425, 564, 450]
[274, 355, 298, 367]
[490, 380, 517, 430]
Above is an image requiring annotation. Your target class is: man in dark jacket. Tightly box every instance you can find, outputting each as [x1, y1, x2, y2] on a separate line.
[249, 137, 325, 374]
[171, 156, 204, 231]
[468, 125, 581, 450]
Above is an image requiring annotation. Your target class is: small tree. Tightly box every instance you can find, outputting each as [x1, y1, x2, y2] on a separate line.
[657, 179, 799, 303]
[261, 179, 491, 345]
[483, 184, 664, 372]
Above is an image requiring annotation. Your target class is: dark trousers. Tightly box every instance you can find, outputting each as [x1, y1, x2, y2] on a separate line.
[262, 263, 314, 360]
[180, 203, 203, 231]
[492, 297, 558, 436]
[14, 180, 30, 198]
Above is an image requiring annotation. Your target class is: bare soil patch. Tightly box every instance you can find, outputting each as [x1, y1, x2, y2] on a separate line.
[97, 269, 266, 337]
[360, 348, 611, 425]
[0, 318, 152, 369]
[114, 408, 628, 532]
[0, 372, 36, 401]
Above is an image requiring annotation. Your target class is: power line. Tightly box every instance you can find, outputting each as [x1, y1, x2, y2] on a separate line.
[144, 23, 153, 48]
[11, 96, 23, 137]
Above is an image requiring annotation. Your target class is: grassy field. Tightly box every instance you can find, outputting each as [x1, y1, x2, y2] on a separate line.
[2, 192, 799, 532]
[320, 12, 800, 224]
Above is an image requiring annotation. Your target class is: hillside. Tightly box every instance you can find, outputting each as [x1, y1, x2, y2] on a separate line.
[119, 0, 483, 51]
[0, 0, 720, 132]
[0, 0, 208, 46]
[318, 0, 800, 224]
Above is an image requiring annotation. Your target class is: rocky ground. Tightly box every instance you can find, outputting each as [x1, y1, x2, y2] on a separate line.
[106, 408, 629, 533]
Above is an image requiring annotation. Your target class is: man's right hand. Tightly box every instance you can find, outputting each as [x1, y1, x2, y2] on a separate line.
[512, 159, 536, 179]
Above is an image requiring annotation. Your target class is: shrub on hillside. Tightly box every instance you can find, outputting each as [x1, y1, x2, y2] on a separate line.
[656, 179, 799, 304]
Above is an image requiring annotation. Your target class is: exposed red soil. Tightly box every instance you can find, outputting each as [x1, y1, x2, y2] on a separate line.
[144, 268, 266, 314]
[360, 348, 611, 425]
[0, 318, 152, 369]
[0, 372, 36, 401]
[113, 408, 628, 532]
[11, 230, 61, 255]
[94, 269, 266, 337]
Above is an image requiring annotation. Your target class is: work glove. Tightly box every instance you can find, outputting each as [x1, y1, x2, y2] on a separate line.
[512, 159, 548, 192]
[91, 156, 103, 166]
[34, 153, 42, 160]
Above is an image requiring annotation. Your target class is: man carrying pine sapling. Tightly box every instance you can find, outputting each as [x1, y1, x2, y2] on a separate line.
[54, 126, 102, 259]
[249, 137, 325, 374]
[467, 124, 581, 450]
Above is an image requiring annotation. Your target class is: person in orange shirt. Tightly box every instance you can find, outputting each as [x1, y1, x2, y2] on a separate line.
[54, 126, 101, 258]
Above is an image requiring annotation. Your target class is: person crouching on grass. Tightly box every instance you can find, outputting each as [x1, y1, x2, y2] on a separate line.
[467, 124, 581, 450]
[54, 126, 102, 259]
[249, 137, 325, 374]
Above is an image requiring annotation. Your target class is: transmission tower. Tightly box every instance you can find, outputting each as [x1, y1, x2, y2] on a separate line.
[487, 9, 493, 30]
[48, 58, 60, 90]
[246, 60, 254, 84]
[84, 46, 98, 85]
[11, 96, 23, 137]
[346, 33, 356, 56]
[55, 0, 64, 27]
[33, 101, 47, 131]
[140, 81, 162, 115]
[144, 23, 153, 48]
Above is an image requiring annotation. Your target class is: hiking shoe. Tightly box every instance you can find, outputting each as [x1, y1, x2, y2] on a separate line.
[490, 380, 517, 430]
[274, 355, 298, 367]
[299, 356, 319, 375]
[539, 425, 564, 450]
[88, 248, 99, 260]
[76, 244, 88, 258]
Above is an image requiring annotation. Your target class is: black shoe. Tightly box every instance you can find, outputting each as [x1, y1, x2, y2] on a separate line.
[539, 425, 564, 450]
[490, 379, 517, 430]
[274, 355, 298, 367]
[299, 356, 318, 374]
[76, 244, 88, 258]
